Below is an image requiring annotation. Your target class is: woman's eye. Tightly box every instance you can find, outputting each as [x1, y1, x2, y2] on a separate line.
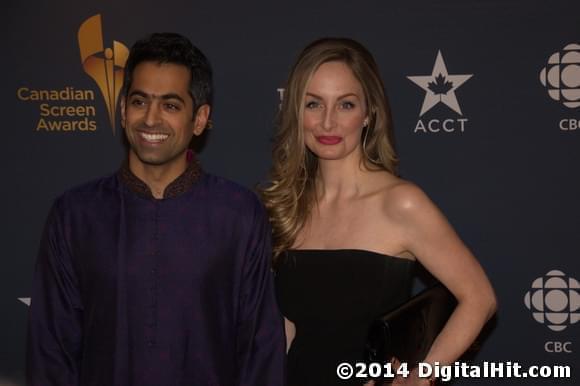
[305, 101, 321, 109]
[340, 101, 355, 110]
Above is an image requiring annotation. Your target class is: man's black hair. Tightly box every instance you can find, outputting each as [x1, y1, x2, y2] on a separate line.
[122, 32, 213, 111]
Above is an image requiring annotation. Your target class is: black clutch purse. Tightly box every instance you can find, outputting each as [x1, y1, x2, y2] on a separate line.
[364, 283, 457, 367]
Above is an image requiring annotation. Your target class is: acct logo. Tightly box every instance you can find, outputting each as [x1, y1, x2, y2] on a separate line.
[16, 14, 128, 133]
[407, 51, 472, 134]
[524, 270, 580, 332]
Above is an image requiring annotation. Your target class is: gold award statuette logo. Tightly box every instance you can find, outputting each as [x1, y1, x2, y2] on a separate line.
[16, 14, 128, 133]
[78, 14, 129, 134]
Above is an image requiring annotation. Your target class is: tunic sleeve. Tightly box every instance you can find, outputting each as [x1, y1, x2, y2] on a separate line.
[26, 198, 83, 386]
[236, 198, 286, 386]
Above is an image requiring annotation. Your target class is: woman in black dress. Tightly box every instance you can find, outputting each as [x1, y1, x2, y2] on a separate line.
[261, 38, 496, 385]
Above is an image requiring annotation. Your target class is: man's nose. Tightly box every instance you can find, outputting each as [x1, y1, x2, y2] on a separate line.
[144, 102, 162, 127]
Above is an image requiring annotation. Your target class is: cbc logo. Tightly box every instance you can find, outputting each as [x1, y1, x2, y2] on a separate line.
[539, 43, 580, 108]
[545, 341, 572, 353]
[523, 270, 579, 331]
[559, 119, 579, 131]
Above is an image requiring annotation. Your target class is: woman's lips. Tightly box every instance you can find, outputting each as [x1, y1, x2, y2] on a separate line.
[316, 136, 342, 145]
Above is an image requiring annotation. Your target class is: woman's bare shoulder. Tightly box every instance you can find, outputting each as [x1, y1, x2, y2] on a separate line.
[375, 176, 434, 219]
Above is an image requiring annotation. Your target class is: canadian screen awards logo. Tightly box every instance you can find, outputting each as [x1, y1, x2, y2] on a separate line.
[524, 270, 579, 332]
[539, 43, 580, 131]
[15, 14, 128, 133]
[407, 51, 472, 134]
[78, 14, 129, 134]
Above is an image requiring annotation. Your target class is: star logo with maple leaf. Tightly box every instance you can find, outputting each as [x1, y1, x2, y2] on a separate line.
[408, 51, 473, 116]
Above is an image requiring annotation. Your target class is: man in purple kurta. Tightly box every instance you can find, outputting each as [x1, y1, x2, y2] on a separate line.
[27, 33, 285, 386]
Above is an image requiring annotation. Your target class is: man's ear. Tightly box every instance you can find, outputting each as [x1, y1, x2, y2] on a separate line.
[120, 96, 126, 128]
[192, 104, 211, 136]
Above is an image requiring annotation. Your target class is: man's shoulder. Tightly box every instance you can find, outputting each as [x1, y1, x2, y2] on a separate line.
[55, 173, 119, 205]
[201, 173, 257, 199]
[199, 173, 263, 211]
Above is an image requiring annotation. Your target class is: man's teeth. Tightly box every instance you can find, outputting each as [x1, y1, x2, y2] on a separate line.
[141, 133, 169, 141]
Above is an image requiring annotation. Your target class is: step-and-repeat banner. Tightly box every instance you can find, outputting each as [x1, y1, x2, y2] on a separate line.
[1, 1, 578, 384]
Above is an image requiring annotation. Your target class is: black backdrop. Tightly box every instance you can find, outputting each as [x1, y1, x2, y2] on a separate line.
[1, 1, 579, 384]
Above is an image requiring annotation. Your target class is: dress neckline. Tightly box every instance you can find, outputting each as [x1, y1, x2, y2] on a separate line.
[286, 248, 415, 264]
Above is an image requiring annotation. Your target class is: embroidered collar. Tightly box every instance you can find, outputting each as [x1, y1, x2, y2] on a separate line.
[118, 154, 202, 199]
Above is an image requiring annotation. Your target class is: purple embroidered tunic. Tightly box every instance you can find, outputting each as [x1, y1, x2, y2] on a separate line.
[27, 162, 285, 386]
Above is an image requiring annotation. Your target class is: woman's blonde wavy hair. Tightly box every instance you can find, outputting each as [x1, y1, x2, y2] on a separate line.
[261, 37, 398, 259]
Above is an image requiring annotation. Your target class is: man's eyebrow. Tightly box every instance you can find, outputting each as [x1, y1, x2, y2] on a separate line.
[128, 90, 149, 99]
[128, 90, 186, 104]
[160, 93, 186, 104]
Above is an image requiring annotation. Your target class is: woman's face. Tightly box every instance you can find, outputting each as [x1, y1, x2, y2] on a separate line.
[302, 61, 368, 162]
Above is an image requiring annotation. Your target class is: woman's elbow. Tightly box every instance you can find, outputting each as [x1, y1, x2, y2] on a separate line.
[484, 287, 498, 321]
[462, 283, 497, 321]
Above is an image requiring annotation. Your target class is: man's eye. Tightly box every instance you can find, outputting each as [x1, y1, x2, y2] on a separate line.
[131, 99, 145, 107]
[164, 103, 180, 111]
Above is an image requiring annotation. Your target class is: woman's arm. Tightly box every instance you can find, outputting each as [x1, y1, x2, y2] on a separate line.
[284, 317, 296, 353]
[387, 183, 497, 384]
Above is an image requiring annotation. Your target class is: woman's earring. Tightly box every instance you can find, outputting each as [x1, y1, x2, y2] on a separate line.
[362, 120, 380, 164]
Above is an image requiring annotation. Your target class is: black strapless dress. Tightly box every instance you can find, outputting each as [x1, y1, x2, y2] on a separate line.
[275, 249, 414, 385]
